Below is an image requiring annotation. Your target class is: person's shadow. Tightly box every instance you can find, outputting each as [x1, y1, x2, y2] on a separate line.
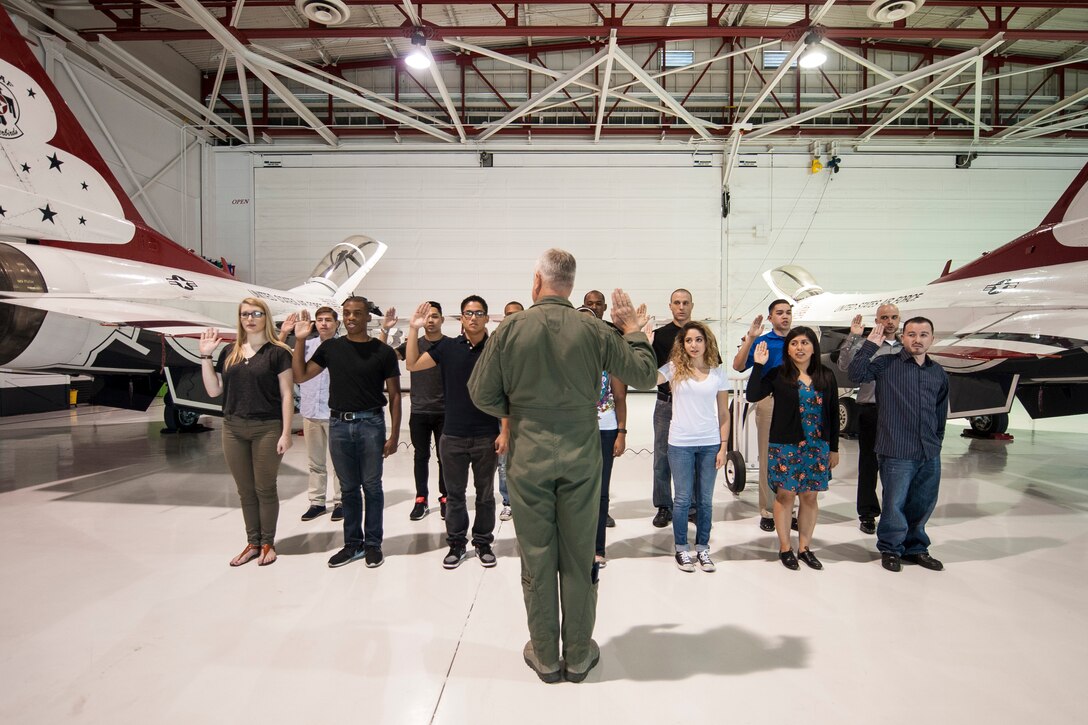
[598, 623, 808, 681]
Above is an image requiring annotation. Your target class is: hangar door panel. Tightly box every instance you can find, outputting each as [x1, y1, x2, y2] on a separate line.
[252, 161, 722, 321]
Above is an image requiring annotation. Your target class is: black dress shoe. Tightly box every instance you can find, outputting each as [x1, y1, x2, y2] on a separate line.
[797, 549, 823, 570]
[779, 550, 799, 570]
[859, 518, 876, 535]
[759, 516, 775, 532]
[652, 507, 672, 528]
[902, 552, 944, 571]
[606, 513, 616, 528]
[881, 552, 902, 572]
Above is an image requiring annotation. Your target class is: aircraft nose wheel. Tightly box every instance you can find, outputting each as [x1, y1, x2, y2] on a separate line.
[724, 450, 746, 494]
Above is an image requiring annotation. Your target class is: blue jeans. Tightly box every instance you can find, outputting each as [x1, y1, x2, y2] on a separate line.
[667, 444, 717, 550]
[876, 455, 941, 556]
[497, 452, 510, 506]
[329, 411, 386, 550]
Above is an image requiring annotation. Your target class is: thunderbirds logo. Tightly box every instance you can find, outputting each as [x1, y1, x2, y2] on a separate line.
[0, 74, 22, 140]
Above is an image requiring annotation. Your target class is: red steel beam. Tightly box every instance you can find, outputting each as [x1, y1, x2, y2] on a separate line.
[92, 2, 1088, 8]
[86, 26, 1088, 42]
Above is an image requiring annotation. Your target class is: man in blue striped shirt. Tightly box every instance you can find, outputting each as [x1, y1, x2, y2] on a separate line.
[848, 316, 948, 573]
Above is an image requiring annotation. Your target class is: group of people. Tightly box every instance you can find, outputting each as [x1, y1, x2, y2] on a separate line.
[198, 248, 950, 683]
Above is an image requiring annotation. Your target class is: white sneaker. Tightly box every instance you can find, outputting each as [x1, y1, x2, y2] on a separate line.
[675, 550, 695, 572]
[696, 550, 716, 572]
[500, 505, 512, 521]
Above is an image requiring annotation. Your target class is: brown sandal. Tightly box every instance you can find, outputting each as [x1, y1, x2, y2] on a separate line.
[230, 544, 261, 567]
[257, 544, 277, 567]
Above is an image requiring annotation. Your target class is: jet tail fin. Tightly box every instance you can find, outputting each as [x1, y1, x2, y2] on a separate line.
[0, 8, 231, 279]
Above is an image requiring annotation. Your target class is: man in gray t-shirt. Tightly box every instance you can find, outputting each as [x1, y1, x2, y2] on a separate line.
[386, 301, 447, 521]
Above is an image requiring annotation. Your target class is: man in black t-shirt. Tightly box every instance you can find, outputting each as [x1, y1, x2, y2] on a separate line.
[293, 296, 402, 570]
[384, 301, 447, 522]
[406, 295, 506, 570]
[650, 289, 695, 528]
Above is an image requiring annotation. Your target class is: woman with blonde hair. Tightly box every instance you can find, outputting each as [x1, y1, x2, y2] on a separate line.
[655, 320, 730, 573]
[200, 298, 294, 566]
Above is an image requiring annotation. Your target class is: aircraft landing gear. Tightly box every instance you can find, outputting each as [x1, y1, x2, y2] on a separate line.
[724, 450, 746, 494]
[963, 413, 1013, 441]
[162, 393, 207, 434]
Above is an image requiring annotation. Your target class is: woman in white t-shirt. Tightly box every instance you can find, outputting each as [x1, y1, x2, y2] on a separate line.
[656, 321, 730, 573]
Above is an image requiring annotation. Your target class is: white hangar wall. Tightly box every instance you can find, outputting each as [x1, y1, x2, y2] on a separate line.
[215, 148, 1086, 348]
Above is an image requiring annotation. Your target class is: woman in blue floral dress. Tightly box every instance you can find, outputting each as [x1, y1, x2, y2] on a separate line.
[746, 327, 840, 570]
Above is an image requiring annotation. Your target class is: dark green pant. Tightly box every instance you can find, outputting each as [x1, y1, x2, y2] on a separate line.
[222, 417, 283, 546]
[506, 414, 601, 668]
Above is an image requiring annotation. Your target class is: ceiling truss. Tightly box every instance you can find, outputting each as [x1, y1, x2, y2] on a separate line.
[3, 0, 1087, 147]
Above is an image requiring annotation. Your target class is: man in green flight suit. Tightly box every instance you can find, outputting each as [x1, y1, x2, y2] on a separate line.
[468, 248, 657, 683]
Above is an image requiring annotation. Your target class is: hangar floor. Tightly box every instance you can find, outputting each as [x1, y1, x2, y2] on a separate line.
[0, 394, 1083, 724]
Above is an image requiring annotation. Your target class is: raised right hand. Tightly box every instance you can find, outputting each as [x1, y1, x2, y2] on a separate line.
[409, 301, 432, 330]
[752, 340, 770, 365]
[199, 328, 221, 356]
[747, 315, 765, 340]
[850, 314, 864, 336]
[867, 325, 885, 345]
[293, 308, 313, 339]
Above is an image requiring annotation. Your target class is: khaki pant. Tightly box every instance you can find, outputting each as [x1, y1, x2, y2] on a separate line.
[304, 417, 340, 507]
[506, 414, 600, 668]
[755, 396, 775, 517]
[222, 417, 283, 546]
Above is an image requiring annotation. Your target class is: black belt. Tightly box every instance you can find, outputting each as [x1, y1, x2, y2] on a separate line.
[657, 392, 672, 403]
[330, 409, 380, 421]
[856, 402, 877, 408]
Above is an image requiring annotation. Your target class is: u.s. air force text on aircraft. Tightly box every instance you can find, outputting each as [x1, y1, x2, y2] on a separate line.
[834, 293, 925, 313]
[249, 289, 328, 308]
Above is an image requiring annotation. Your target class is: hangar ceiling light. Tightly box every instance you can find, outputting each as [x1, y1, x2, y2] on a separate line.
[866, 0, 926, 24]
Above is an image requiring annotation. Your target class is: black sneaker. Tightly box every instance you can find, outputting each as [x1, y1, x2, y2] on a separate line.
[364, 548, 384, 568]
[605, 513, 616, 528]
[859, 518, 877, 535]
[330, 504, 344, 522]
[881, 552, 902, 572]
[443, 545, 467, 569]
[652, 507, 672, 528]
[409, 497, 429, 521]
[328, 545, 366, 568]
[759, 516, 775, 532]
[439, 496, 448, 520]
[475, 544, 497, 568]
[301, 504, 327, 521]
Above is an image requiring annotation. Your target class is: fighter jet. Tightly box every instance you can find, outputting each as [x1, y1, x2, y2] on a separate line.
[763, 162, 1088, 436]
[0, 9, 386, 430]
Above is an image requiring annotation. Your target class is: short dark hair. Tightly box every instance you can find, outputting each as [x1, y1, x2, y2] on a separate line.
[314, 306, 338, 320]
[671, 288, 692, 301]
[461, 295, 488, 314]
[343, 295, 372, 311]
[505, 300, 524, 311]
[903, 316, 934, 333]
[768, 299, 792, 315]
[427, 300, 443, 315]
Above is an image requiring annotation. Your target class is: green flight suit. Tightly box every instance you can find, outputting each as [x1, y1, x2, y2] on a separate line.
[467, 295, 657, 669]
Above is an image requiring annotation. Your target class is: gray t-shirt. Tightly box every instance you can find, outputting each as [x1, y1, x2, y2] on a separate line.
[398, 336, 445, 414]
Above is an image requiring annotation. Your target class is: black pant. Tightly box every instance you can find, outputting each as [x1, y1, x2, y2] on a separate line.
[856, 404, 882, 519]
[595, 428, 619, 557]
[439, 433, 497, 548]
[409, 411, 445, 499]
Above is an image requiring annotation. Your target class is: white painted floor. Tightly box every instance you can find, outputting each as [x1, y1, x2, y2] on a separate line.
[0, 394, 1085, 725]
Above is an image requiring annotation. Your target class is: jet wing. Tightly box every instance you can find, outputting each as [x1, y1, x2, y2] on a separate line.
[933, 309, 1088, 367]
[0, 294, 233, 335]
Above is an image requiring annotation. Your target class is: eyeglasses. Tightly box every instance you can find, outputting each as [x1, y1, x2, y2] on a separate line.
[461, 310, 488, 318]
[239, 311, 266, 319]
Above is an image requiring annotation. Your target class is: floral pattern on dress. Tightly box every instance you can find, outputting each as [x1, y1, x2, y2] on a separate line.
[767, 381, 831, 493]
[596, 370, 615, 415]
